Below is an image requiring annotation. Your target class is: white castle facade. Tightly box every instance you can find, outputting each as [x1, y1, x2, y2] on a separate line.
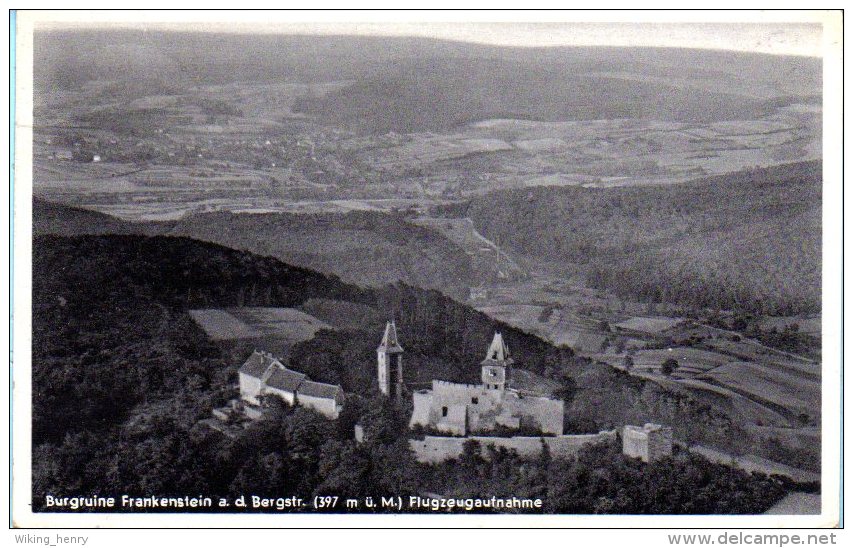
[374, 323, 668, 464]
[407, 331, 564, 436]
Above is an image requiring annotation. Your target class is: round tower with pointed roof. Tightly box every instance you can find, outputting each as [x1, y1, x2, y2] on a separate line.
[377, 321, 404, 400]
[481, 332, 513, 391]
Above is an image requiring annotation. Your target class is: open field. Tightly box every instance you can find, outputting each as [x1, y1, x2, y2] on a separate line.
[700, 337, 821, 379]
[188, 309, 259, 340]
[226, 307, 331, 340]
[468, 263, 821, 437]
[189, 307, 330, 343]
[758, 315, 821, 336]
[629, 348, 733, 376]
[612, 316, 685, 334]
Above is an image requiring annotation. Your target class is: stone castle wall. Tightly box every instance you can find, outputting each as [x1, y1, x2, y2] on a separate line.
[432, 380, 491, 396]
[502, 393, 564, 435]
[410, 431, 617, 464]
[296, 393, 340, 420]
[412, 379, 564, 436]
[622, 428, 649, 461]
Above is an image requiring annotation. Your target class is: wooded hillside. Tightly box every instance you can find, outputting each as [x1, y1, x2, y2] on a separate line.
[466, 162, 821, 315]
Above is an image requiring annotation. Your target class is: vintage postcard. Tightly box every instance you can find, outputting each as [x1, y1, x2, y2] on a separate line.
[10, 10, 843, 529]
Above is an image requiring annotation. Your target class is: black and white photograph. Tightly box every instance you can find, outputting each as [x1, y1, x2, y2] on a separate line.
[9, 9, 843, 529]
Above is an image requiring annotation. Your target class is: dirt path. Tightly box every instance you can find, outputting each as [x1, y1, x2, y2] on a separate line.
[463, 217, 525, 274]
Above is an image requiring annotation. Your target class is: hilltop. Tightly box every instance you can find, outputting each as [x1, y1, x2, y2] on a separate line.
[33, 199, 475, 299]
[34, 234, 817, 463]
[31, 233, 812, 512]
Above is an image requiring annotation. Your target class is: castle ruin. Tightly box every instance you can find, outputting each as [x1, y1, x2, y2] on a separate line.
[408, 332, 564, 436]
[238, 350, 344, 419]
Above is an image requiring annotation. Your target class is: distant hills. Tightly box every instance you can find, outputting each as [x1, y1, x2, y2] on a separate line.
[160, 211, 475, 299]
[34, 160, 822, 314]
[35, 30, 820, 134]
[29, 28, 824, 510]
[291, 56, 804, 133]
[33, 198, 138, 235]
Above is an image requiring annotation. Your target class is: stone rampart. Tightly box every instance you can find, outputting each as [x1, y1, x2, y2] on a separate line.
[409, 431, 617, 464]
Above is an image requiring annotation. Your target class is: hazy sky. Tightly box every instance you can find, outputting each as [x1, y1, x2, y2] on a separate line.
[29, 14, 830, 57]
[240, 22, 825, 57]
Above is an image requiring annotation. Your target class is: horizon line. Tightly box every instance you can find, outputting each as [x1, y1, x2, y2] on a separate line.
[30, 21, 826, 58]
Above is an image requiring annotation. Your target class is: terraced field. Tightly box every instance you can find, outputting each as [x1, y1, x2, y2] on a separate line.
[470, 271, 822, 434]
[698, 361, 821, 421]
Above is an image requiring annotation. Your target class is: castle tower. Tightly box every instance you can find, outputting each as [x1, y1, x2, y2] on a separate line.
[481, 332, 513, 391]
[622, 423, 674, 463]
[377, 321, 404, 400]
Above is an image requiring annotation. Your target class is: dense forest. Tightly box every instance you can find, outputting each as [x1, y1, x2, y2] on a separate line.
[160, 210, 475, 300]
[463, 161, 821, 315]
[31, 234, 815, 512]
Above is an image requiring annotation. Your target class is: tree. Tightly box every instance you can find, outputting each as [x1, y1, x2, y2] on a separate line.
[661, 358, 679, 376]
[553, 375, 578, 404]
[459, 439, 484, 469]
[314, 440, 371, 498]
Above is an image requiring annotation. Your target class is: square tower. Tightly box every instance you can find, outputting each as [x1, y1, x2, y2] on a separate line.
[622, 423, 673, 463]
[377, 321, 404, 400]
[481, 332, 513, 391]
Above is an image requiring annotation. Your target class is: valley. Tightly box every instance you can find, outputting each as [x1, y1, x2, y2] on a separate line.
[28, 30, 826, 510]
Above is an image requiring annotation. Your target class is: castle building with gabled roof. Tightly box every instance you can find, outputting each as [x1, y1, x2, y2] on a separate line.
[238, 350, 343, 419]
